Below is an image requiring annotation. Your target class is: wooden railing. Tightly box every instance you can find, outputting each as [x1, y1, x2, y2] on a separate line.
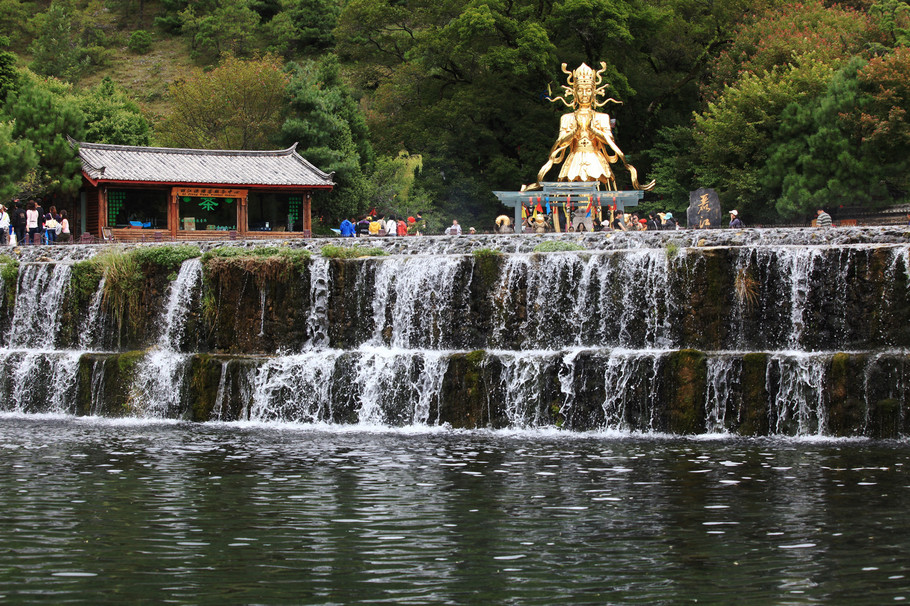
[107, 228, 312, 243]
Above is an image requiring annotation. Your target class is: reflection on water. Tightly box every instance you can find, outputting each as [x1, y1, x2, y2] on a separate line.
[0, 414, 908, 604]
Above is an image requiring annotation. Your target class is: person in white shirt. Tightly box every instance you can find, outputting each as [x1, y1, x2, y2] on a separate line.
[59, 209, 71, 243]
[446, 220, 462, 236]
[26, 200, 40, 245]
[0, 205, 9, 246]
[385, 216, 397, 237]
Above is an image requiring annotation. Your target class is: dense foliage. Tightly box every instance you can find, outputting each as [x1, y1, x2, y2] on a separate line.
[0, 0, 907, 225]
[159, 54, 289, 149]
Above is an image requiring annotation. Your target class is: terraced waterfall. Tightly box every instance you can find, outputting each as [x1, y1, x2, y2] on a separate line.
[1, 227, 908, 437]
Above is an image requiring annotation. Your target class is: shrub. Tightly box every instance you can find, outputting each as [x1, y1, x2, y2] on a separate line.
[0, 255, 18, 309]
[200, 246, 246, 262]
[132, 244, 201, 272]
[321, 245, 389, 259]
[93, 249, 143, 335]
[202, 245, 310, 264]
[533, 241, 585, 253]
[71, 259, 104, 303]
[471, 248, 502, 260]
[128, 30, 154, 54]
[201, 246, 312, 291]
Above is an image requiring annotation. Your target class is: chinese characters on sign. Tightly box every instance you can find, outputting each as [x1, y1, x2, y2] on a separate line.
[687, 187, 721, 229]
[198, 197, 219, 211]
[173, 187, 246, 199]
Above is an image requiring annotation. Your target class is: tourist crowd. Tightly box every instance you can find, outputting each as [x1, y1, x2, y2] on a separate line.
[508, 210, 681, 234]
[338, 213, 428, 237]
[339, 206, 846, 235]
[1, 199, 71, 246]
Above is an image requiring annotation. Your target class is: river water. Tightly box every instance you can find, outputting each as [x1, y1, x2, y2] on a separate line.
[0, 415, 908, 604]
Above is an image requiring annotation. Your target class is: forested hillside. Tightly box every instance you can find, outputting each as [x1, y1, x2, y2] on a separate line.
[0, 0, 908, 228]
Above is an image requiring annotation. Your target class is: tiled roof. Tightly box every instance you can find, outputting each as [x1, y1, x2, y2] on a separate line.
[73, 139, 334, 188]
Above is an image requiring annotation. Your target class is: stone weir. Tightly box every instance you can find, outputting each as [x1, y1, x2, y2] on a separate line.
[1, 227, 908, 437]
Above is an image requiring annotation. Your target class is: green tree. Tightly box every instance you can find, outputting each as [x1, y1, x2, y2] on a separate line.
[336, 0, 560, 225]
[28, 2, 84, 81]
[0, 0, 37, 47]
[266, 0, 340, 57]
[0, 36, 19, 103]
[78, 77, 152, 146]
[693, 61, 835, 219]
[159, 54, 289, 149]
[854, 45, 910, 197]
[280, 55, 375, 221]
[155, 0, 196, 34]
[2, 73, 85, 194]
[687, 0, 886, 219]
[128, 30, 154, 54]
[765, 59, 884, 217]
[0, 121, 38, 200]
[28, 1, 113, 82]
[704, 0, 883, 100]
[366, 152, 423, 214]
[628, 0, 785, 143]
[870, 0, 910, 47]
[646, 125, 697, 213]
[179, 0, 262, 59]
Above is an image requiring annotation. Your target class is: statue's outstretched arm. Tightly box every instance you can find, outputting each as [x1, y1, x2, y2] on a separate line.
[534, 144, 569, 184]
[599, 126, 655, 191]
[524, 116, 575, 190]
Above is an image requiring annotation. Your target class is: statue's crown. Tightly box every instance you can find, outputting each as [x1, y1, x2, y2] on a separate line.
[573, 63, 595, 86]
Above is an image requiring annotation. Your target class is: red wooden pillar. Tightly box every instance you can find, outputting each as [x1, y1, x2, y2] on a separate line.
[168, 188, 179, 237]
[98, 188, 107, 236]
[304, 193, 312, 236]
[239, 192, 248, 236]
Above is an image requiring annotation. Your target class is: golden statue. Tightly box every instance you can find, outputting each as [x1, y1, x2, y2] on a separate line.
[524, 62, 654, 192]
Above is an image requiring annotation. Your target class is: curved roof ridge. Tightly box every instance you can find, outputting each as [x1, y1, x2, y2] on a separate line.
[72, 138, 333, 188]
[74, 139, 300, 157]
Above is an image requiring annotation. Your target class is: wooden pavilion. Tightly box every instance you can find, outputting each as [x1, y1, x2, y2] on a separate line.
[72, 139, 334, 242]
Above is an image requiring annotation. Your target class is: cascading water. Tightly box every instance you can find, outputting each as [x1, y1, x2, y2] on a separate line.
[782, 248, 820, 350]
[0, 349, 81, 413]
[369, 255, 466, 349]
[7, 263, 72, 350]
[600, 350, 665, 431]
[122, 257, 202, 417]
[0, 262, 82, 415]
[304, 257, 331, 349]
[704, 355, 740, 433]
[79, 275, 106, 350]
[159, 258, 202, 349]
[497, 350, 560, 428]
[128, 349, 192, 418]
[0, 228, 908, 436]
[249, 350, 344, 423]
[491, 249, 678, 350]
[766, 352, 828, 435]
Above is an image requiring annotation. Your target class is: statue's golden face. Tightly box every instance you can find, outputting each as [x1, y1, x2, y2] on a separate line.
[575, 82, 594, 106]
